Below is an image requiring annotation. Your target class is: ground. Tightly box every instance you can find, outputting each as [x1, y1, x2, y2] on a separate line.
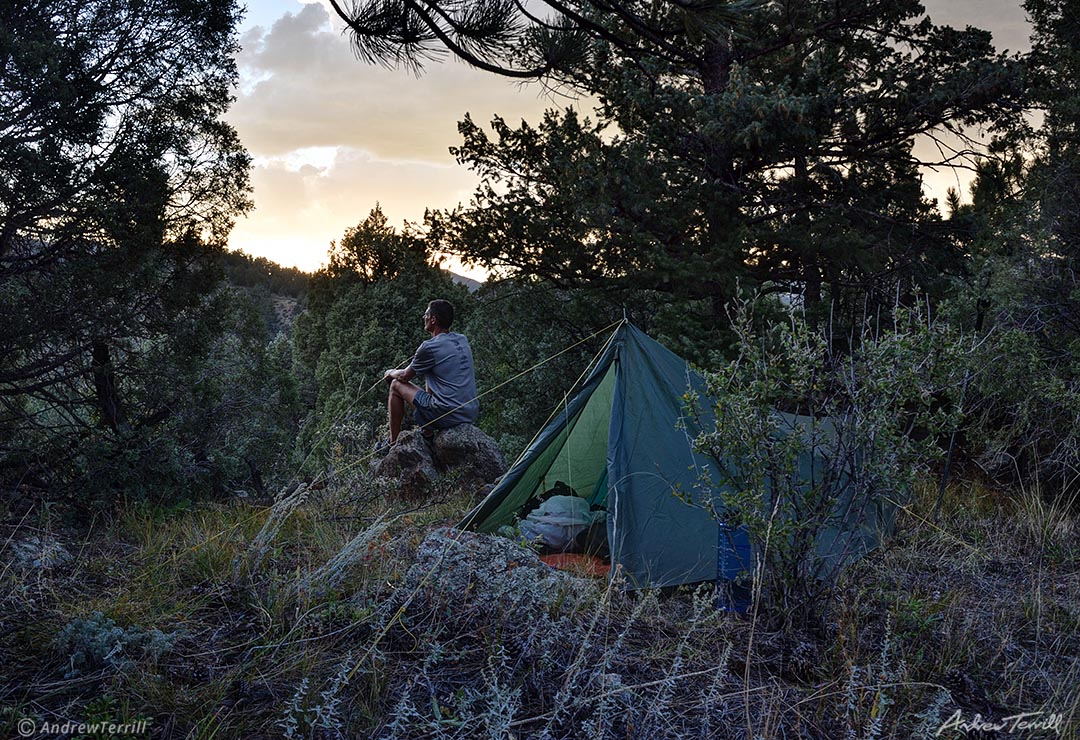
[0, 475, 1076, 739]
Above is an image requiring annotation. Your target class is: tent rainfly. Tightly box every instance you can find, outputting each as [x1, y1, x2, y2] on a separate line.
[459, 322, 895, 591]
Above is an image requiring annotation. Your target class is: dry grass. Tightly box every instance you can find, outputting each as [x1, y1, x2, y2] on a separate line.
[0, 471, 1076, 739]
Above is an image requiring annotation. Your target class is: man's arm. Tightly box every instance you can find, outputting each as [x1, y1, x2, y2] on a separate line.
[389, 340, 434, 384]
[383, 367, 416, 382]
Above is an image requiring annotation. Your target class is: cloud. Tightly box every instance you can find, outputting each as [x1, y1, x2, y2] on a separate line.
[225, 0, 1031, 270]
[229, 2, 553, 161]
[225, 2, 563, 271]
[228, 146, 480, 271]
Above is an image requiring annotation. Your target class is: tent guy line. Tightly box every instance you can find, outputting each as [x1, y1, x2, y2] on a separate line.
[462, 323, 896, 592]
[131, 318, 627, 597]
[332, 318, 626, 479]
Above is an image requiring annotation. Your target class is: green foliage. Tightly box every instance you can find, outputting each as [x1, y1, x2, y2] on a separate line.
[328, 203, 430, 283]
[937, 0, 1080, 493]
[159, 290, 302, 496]
[693, 298, 965, 629]
[942, 266, 1080, 490]
[55, 611, 176, 678]
[293, 207, 468, 468]
[219, 251, 309, 339]
[966, 326, 1078, 475]
[463, 280, 618, 458]
[418, 1, 1023, 330]
[52, 286, 302, 506]
[0, 0, 260, 506]
[1025, 0, 1080, 260]
[0, 0, 250, 244]
[221, 249, 309, 299]
[460, 277, 727, 459]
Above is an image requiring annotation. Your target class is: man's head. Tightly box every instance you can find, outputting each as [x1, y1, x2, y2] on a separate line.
[425, 299, 454, 331]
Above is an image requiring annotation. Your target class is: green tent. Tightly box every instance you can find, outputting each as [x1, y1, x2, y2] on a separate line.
[459, 322, 894, 590]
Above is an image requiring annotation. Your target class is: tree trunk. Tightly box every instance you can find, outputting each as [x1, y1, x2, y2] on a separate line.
[91, 338, 126, 433]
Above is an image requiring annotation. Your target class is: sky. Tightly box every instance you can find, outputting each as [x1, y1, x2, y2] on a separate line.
[226, 0, 1033, 274]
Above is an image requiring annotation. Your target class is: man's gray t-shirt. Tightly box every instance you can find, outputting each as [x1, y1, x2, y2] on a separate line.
[408, 332, 479, 425]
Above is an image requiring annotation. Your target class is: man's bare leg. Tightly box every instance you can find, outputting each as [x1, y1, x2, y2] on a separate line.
[388, 379, 419, 443]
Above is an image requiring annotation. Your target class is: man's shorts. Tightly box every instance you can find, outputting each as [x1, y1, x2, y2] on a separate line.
[412, 389, 448, 431]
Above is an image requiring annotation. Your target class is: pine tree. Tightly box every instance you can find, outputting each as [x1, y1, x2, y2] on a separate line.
[336, 0, 1023, 325]
[0, 0, 254, 498]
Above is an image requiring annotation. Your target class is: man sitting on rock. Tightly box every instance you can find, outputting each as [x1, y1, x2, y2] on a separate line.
[381, 299, 479, 448]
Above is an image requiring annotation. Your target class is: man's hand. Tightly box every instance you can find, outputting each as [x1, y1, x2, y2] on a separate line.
[383, 367, 416, 383]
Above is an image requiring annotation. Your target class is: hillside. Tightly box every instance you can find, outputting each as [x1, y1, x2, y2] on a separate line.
[1, 473, 1075, 738]
[6, 2, 1080, 737]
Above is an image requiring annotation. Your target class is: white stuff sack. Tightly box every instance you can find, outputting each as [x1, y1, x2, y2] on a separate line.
[519, 495, 598, 550]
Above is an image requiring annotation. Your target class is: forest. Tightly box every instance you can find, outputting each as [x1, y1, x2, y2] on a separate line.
[0, 0, 1077, 737]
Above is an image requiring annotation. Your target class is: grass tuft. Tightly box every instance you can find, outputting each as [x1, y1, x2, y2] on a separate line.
[1, 470, 1076, 738]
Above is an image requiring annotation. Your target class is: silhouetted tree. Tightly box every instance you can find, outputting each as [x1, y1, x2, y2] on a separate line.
[0, 0, 257, 499]
[336, 0, 1023, 330]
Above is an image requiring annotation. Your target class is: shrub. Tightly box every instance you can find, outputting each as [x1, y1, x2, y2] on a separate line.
[464, 280, 610, 459]
[691, 297, 966, 630]
[55, 612, 176, 678]
[2, 282, 301, 511]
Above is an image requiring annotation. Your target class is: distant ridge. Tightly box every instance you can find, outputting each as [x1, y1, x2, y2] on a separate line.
[450, 271, 482, 293]
[222, 248, 484, 294]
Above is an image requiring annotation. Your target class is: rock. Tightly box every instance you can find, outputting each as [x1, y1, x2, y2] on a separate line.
[384, 528, 604, 686]
[432, 423, 506, 493]
[371, 429, 439, 498]
[401, 527, 571, 617]
[371, 424, 505, 498]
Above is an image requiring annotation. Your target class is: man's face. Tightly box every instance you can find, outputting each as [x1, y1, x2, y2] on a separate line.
[423, 308, 435, 331]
